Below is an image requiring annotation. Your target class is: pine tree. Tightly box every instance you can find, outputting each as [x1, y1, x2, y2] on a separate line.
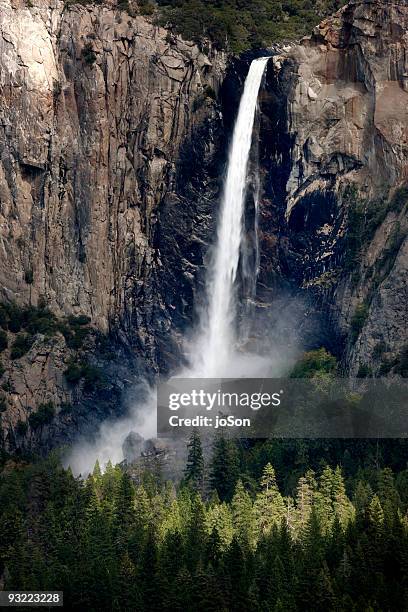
[263, 554, 287, 609]
[254, 463, 285, 535]
[185, 493, 207, 572]
[210, 435, 239, 501]
[183, 429, 205, 493]
[206, 501, 234, 550]
[100, 459, 121, 499]
[116, 552, 142, 610]
[315, 465, 335, 533]
[140, 528, 161, 611]
[377, 467, 401, 521]
[225, 536, 251, 611]
[295, 469, 316, 536]
[298, 507, 326, 608]
[353, 480, 373, 516]
[314, 562, 337, 611]
[113, 472, 135, 551]
[92, 459, 102, 483]
[231, 480, 256, 550]
[332, 466, 354, 527]
[368, 494, 384, 531]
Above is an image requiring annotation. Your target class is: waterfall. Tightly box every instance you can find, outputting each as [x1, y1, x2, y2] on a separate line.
[67, 57, 270, 475]
[192, 57, 269, 377]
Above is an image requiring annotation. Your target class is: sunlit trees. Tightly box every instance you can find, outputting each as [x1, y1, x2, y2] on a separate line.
[1, 440, 408, 610]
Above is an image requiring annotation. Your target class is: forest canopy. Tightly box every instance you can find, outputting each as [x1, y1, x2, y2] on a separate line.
[153, 0, 347, 52]
[1, 437, 408, 610]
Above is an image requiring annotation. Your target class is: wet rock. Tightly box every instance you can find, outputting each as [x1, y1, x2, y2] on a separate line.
[255, 0, 408, 367]
[122, 431, 144, 462]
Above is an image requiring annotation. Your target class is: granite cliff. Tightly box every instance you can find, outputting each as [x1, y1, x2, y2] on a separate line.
[252, 0, 408, 376]
[0, 0, 226, 450]
[0, 0, 407, 452]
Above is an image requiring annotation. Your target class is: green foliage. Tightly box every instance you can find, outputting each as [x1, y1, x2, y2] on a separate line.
[375, 225, 405, 276]
[1, 449, 408, 610]
[67, 315, 91, 327]
[157, 0, 347, 53]
[16, 420, 28, 436]
[350, 303, 369, 341]
[82, 42, 97, 65]
[373, 341, 387, 359]
[344, 185, 407, 273]
[10, 334, 34, 360]
[183, 430, 204, 492]
[24, 269, 34, 285]
[210, 436, 240, 501]
[28, 402, 56, 429]
[0, 394, 7, 413]
[0, 301, 92, 351]
[2, 380, 14, 393]
[138, 0, 155, 14]
[61, 324, 90, 350]
[389, 185, 408, 214]
[117, 0, 130, 11]
[0, 303, 58, 336]
[0, 362, 4, 378]
[0, 330, 7, 353]
[53, 80, 62, 98]
[357, 363, 372, 378]
[64, 360, 104, 390]
[63, 362, 83, 384]
[203, 84, 216, 99]
[59, 402, 74, 414]
[394, 345, 408, 378]
[290, 347, 337, 378]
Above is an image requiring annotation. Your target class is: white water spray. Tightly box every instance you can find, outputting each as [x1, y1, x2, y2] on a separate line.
[192, 57, 269, 377]
[67, 58, 272, 474]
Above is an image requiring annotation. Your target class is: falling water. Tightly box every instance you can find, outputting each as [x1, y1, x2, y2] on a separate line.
[67, 57, 271, 474]
[193, 57, 269, 377]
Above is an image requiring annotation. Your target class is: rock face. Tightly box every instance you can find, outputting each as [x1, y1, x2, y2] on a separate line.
[0, 0, 407, 453]
[0, 0, 225, 344]
[0, 0, 227, 450]
[254, 0, 408, 375]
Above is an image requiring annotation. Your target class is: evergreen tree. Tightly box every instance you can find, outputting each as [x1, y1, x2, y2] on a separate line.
[231, 480, 256, 550]
[185, 493, 207, 572]
[295, 469, 316, 536]
[2, 450, 408, 611]
[254, 463, 286, 535]
[183, 429, 205, 493]
[353, 479, 373, 516]
[210, 435, 239, 501]
[332, 466, 354, 526]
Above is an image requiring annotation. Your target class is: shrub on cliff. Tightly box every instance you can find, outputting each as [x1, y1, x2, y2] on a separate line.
[351, 303, 369, 341]
[10, 334, 34, 360]
[157, 0, 347, 52]
[0, 302, 92, 350]
[16, 420, 28, 436]
[28, 402, 56, 429]
[82, 43, 97, 66]
[64, 360, 104, 391]
[0, 302, 58, 336]
[394, 345, 408, 378]
[0, 331, 7, 353]
[0, 395, 7, 413]
[290, 347, 337, 379]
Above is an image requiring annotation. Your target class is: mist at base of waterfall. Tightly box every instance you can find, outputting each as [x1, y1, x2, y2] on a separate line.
[65, 313, 300, 476]
[64, 57, 296, 476]
[66, 381, 157, 477]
